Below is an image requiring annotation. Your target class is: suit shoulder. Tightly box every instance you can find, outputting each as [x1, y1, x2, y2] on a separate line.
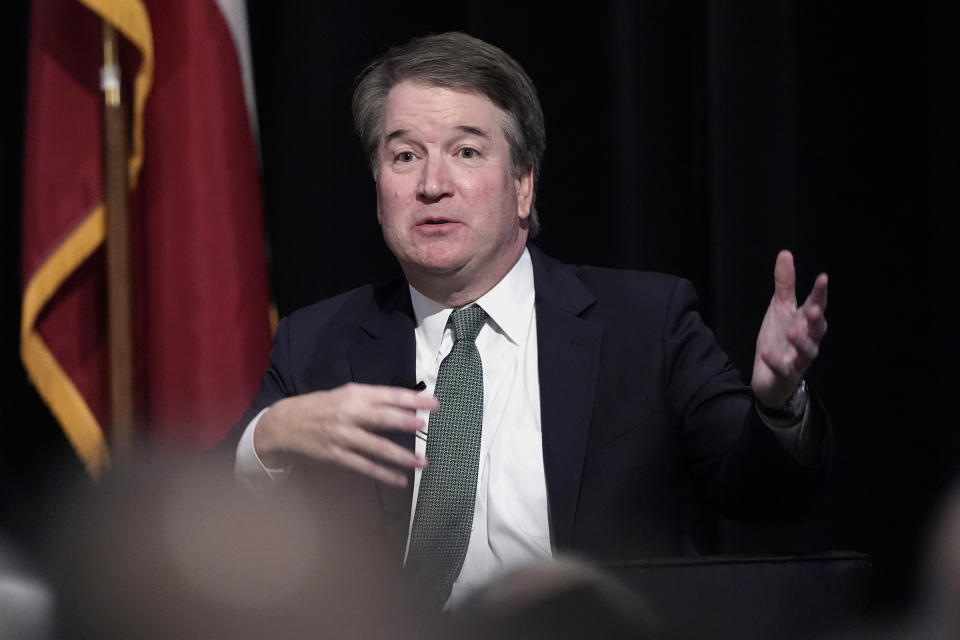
[280, 277, 406, 335]
[572, 264, 689, 308]
[283, 285, 370, 326]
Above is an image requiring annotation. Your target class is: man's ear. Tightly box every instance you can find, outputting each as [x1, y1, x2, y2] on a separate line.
[515, 165, 534, 220]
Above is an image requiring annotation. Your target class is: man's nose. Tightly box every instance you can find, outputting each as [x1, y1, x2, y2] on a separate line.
[417, 156, 453, 202]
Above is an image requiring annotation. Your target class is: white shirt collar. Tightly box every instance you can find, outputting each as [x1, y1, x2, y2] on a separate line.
[409, 247, 535, 356]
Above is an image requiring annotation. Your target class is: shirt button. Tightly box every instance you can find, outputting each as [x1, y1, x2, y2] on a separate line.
[471, 524, 476, 531]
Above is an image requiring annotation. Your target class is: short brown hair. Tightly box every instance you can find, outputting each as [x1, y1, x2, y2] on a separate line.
[353, 32, 546, 236]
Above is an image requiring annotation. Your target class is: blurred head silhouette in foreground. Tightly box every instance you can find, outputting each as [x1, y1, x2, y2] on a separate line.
[48, 454, 448, 639]
[918, 479, 960, 638]
[837, 479, 960, 640]
[455, 556, 669, 639]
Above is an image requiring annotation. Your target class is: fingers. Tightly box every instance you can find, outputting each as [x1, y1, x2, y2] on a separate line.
[786, 325, 819, 368]
[798, 272, 828, 344]
[803, 302, 828, 343]
[320, 427, 427, 487]
[348, 382, 439, 418]
[773, 250, 797, 305]
[342, 427, 427, 469]
[356, 404, 428, 432]
[804, 272, 829, 313]
[328, 383, 437, 433]
[269, 382, 437, 487]
[758, 309, 823, 381]
[331, 448, 414, 488]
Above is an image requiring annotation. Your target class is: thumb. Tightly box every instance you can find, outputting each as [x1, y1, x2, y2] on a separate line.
[773, 250, 797, 306]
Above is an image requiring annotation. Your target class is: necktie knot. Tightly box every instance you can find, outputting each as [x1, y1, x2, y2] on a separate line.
[449, 305, 487, 343]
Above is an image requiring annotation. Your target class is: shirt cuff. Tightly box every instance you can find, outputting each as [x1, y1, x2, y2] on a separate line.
[235, 407, 292, 494]
[757, 401, 821, 468]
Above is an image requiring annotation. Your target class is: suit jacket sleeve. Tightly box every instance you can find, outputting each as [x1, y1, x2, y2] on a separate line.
[661, 277, 827, 523]
[215, 316, 297, 455]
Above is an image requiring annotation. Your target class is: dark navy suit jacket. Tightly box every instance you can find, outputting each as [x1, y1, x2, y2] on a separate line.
[225, 244, 827, 562]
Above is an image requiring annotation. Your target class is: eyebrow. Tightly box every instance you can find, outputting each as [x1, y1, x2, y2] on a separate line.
[454, 125, 492, 139]
[383, 124, 492, 145]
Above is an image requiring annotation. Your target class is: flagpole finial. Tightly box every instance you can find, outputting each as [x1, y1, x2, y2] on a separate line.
[101, 22, 121, 106]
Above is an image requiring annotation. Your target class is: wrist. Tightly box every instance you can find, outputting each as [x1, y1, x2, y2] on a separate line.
[757, 379, 808, 421]
[253, 404, 289, 468]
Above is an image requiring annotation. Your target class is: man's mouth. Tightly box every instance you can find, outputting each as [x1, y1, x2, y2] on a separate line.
[415, 217, 462, 234]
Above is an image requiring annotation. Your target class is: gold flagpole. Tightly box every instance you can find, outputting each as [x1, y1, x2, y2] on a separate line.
[101, 21, 134, 455]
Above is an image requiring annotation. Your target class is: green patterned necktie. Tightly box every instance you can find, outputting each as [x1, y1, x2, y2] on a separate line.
[406, 304, 487, 606]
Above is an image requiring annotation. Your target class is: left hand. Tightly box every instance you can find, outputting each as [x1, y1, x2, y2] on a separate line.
[751, 250, 829, 408]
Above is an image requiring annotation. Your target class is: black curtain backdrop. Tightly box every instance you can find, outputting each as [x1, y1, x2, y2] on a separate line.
[3, 0, 958, 612]
[2, 0, 91, 570]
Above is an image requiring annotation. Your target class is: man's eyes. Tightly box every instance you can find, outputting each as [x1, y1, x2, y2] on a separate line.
[392, 147, 481, 163]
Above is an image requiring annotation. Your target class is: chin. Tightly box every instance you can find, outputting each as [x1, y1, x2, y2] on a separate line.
[411, 257, 466, 276]
[407, 244, 469, 273]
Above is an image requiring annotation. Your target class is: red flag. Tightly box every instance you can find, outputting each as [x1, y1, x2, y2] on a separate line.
[21, 0, 271, 476]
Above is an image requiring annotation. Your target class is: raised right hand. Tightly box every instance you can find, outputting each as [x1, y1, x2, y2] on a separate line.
[254, 382, 438, 487]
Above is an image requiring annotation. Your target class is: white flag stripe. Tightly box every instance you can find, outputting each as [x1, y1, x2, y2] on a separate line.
[213, 0, 260, 150]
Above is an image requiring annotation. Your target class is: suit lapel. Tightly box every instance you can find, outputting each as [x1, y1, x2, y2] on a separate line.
[347, 281, 418, 542]
[348, 280, 417, 390]
[529, 245, 603, 550]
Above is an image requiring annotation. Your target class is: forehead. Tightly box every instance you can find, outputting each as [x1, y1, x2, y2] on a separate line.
[381, 81, 505, 138]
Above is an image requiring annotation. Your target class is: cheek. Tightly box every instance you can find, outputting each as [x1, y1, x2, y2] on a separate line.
[377, 179, 409, 215]
[460, 173, 498, 205]
[484, 176, 519, 216]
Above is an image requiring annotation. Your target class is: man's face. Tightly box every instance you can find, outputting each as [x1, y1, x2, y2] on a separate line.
[375, 81, 533, 300]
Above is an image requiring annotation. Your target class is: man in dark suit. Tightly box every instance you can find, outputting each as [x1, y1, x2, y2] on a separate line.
[229, 32, 829, 608]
